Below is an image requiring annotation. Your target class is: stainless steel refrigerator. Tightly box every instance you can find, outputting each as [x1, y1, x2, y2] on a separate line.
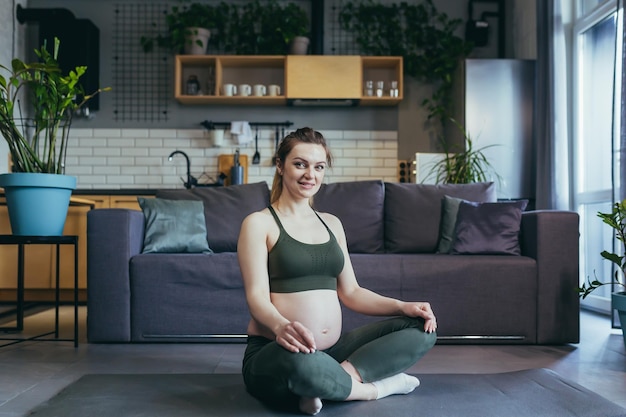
[446, 59, 536, 204]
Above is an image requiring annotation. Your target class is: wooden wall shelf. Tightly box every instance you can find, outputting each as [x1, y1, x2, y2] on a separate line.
[174, 55, 403, 106]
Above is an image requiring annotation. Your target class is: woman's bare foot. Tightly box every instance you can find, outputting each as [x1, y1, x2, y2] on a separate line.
[299, 396, 322, 415]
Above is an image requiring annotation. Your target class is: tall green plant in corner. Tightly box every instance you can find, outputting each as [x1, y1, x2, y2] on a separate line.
[339, 0, 473, 128]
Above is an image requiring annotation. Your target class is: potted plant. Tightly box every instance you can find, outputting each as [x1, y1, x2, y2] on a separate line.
[425, 118, 500, 184]
[141, 2, 226, 55]
[0, 38, 108, 236]
[279, 2, 310, 55]
[579, 200, 626, 347]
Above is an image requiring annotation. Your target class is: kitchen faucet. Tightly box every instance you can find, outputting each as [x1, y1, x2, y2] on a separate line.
[168, 150, 197, 189]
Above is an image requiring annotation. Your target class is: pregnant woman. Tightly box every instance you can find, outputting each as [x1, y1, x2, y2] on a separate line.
[238, 127, 437, 415]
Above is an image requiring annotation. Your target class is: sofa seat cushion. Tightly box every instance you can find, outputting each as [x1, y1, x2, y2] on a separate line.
[384, 182, 497, 253]
[313, 180, 385, 253]
[156, 182, 270, 253]
[129, 252, 249, 341]
[344, 254, 537, 343]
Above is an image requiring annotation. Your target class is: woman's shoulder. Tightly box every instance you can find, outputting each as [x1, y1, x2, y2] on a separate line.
[316, 210, 340, 223]
[316, 211, 345, 234]
[243, 207, 272, 225]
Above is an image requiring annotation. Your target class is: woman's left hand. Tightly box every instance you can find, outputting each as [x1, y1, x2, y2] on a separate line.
[402, 302, 437, 333]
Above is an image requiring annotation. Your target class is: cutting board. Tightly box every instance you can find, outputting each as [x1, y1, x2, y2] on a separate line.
[218, 154, 248, 186]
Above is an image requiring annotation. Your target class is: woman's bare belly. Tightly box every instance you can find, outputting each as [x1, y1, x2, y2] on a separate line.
[247, 290, 343, 350]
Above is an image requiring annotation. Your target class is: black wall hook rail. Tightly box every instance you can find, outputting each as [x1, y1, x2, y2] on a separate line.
[200, 120, 294, 130]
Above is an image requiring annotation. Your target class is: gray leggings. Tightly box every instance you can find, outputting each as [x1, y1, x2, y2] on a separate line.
[242, 316, 436, 408]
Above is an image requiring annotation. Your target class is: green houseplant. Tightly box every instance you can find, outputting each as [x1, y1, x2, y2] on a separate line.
[579, 200, 626, 346]
[217, 0, 310, 55]
[280, 2, 311, 54]
[425, 119, 499, 184]
[141, 2, 228, 54]
[0, 38, 108, 235]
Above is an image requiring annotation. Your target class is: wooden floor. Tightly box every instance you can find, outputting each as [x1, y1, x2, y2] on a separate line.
[0, 307, 624, 416]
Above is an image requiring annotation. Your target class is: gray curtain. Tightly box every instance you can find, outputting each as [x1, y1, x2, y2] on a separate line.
[616, 0, 626, 200]
[535, 0, 570, 210]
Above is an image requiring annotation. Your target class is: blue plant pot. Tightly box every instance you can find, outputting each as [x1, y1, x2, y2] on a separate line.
[612, 291, 626, 348]
[0, 173, 76, 236]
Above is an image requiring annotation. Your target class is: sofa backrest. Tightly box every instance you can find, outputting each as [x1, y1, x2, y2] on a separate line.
[312, 180, 385, 254]
[384, 182, 497, 253]
[152, 180, 497, 255]
[156, 182, 270, 252]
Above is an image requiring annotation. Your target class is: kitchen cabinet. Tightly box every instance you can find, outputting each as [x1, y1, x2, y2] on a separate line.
[0, 205, 52, 291]
[285, 55, 362, 99]
[0, 193, 151, 300]
[174, 55, 403, 106]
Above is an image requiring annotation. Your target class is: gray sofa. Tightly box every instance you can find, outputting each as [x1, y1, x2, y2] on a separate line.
[87, 180, 580, 345]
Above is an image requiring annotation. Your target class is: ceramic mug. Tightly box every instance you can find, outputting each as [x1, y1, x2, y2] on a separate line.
[253, 84, 266, 96]
[268, 84, 281, 96]
[375, 81, 384, 97]
[222, 83, 236, 97]
[238, 84, 252, 96]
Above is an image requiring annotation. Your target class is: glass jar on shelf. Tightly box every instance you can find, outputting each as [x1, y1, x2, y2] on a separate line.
[186, 75, 200, 95]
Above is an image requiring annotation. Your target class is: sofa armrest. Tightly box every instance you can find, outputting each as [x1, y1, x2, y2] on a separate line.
[87, 209, 144, 342]
[520, 210, 580, 344]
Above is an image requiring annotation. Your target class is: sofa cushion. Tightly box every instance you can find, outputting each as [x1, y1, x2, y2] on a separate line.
[312, 180, 384, 253]
[138, 197, 211, 254]
[452, 199, 528, 255]
[156, 182, 270, 252]
[344, 253, 537, 340]
[384, 182, 497, 253]
[437, 195, 466, 254]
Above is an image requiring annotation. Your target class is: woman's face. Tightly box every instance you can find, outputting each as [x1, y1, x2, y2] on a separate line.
[279, 143, 327, 200]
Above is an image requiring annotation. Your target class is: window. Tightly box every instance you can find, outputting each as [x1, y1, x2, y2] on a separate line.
[573, 1, 622, 312]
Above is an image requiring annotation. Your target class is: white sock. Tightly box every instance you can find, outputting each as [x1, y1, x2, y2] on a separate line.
[299, 396, 322, 415]
[371, 373, 420, 400]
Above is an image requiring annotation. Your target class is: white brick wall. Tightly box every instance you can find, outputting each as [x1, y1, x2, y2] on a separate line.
[65, 128, 399, 189]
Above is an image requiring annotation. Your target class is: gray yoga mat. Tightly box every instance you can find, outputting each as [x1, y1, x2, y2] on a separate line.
[27, 369, 626, 417]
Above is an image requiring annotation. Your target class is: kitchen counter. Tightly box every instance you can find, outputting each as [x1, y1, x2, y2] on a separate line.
[72, 184, 224, 196]
[73, 189, 162, 196]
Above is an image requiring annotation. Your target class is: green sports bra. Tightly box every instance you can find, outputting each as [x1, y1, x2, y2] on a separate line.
[267, 206, 345, 293]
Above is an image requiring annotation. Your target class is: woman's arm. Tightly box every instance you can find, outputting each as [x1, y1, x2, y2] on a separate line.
[324, 214, 437, 334]
[238, 212, 317, 352]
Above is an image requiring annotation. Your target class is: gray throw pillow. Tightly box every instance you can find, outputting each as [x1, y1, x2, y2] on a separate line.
[437, 195, 467, 254]
[451, 200, 529, 255]
[138, 197, 212, 254]
[156, 182, 271, 252]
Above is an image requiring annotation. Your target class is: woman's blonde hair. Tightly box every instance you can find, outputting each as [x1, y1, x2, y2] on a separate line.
[270, 127, 333, 203]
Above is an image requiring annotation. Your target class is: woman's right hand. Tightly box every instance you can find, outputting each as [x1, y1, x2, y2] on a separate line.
[275, 321, 317, 353]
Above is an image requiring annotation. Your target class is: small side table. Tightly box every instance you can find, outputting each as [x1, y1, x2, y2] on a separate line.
[0, 235, 79, 347]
